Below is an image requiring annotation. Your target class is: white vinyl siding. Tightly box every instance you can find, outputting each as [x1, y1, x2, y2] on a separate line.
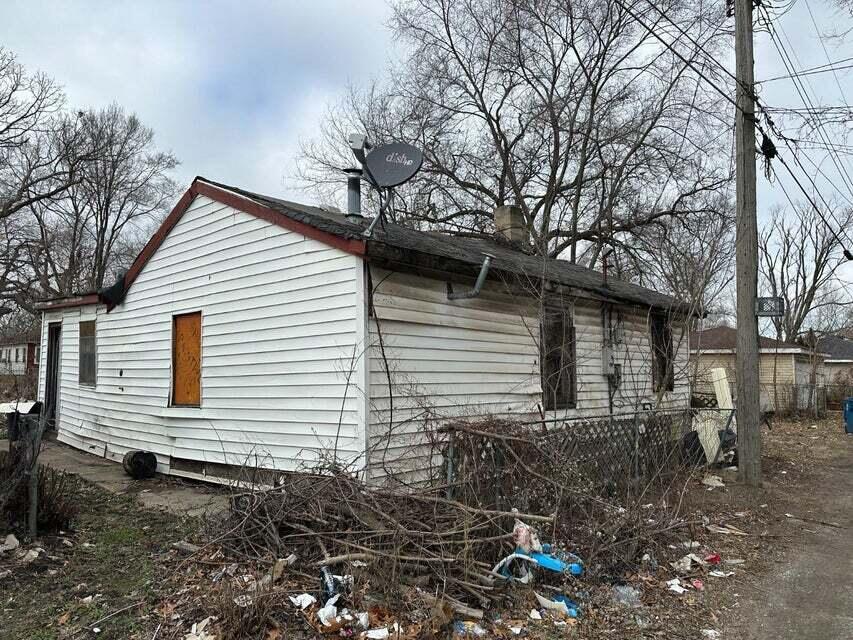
[366, 270, 690, 480]
[37, 195, 365, 475]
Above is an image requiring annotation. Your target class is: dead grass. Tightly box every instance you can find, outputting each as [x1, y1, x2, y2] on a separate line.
[0, 479, 194, 639]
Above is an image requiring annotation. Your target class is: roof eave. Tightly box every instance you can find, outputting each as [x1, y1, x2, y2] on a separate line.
[366, 240, 692, 315]
[35, 293, 102, 312]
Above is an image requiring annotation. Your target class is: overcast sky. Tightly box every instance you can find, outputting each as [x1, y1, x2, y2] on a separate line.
[2, 0, 396, 201]
[2, 0, 851, 224]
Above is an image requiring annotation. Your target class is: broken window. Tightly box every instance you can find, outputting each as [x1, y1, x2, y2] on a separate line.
[79, 321, 97, 386]
[172, 312, 202, 407]
[650, 314, 674, 392]
[541, 307, 577, 410]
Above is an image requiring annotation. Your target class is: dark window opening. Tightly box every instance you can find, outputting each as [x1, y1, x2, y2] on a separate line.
[650, 314, 674, 392]
[541, 308, 577, 410]
[79, 321, 97, 386]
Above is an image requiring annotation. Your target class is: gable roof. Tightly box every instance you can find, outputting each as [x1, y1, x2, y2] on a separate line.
[40, 177, 690, 313]
[690, 326, 811, 354]
[816, 335, 853, 361]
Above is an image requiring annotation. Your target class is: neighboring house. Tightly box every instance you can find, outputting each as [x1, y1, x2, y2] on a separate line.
[0, 341, 40, 377]
[690, 326, 826, 410]
[35, 177, 692, 482]
[816, 335, 853, 384]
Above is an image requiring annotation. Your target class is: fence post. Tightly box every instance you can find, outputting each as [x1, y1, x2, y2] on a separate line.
[26, 405, 51, 538]
[445, 429, 455, 501]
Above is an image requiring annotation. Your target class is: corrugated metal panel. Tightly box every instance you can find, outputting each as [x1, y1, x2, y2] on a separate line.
[37, 195, 365, 475]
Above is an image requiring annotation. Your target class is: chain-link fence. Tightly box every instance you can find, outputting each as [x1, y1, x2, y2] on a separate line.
[693, 383, 828, 417]
[825, 384, 853, 411]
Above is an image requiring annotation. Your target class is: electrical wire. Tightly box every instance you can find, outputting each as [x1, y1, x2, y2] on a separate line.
[762, 7, 853, 201]
[609, 0, 853, 255]
[756, 5, 853, 240]
[804, 0, 850, 108]
[757, 58, 853, 84]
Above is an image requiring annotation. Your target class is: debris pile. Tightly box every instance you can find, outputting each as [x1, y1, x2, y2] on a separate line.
[165, 417, 723, 640]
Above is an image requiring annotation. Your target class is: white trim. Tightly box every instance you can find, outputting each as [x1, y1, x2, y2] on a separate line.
[355, 259, 370, 477]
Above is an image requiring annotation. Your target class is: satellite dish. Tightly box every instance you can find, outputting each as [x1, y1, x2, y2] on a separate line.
[364, 142, 423, 188]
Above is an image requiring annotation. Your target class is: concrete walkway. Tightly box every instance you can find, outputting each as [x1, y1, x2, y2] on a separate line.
[4, 437, 229, 518]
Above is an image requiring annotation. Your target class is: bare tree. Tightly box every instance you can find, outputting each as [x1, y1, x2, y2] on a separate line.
[300, 0, 732, 264]
[758, 202, 853, 342]
[0, 49, 88, 221]
[26, 104, 179, 299]
[620, 193, 734, 318]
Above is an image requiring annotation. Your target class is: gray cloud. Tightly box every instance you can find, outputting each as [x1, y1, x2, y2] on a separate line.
[2, 0, 395, 201]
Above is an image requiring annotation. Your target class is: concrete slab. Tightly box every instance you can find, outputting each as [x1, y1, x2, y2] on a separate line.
[2, 437, 229, 518]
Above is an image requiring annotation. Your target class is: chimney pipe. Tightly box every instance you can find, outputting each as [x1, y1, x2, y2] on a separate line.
[345, 168, 362, 217]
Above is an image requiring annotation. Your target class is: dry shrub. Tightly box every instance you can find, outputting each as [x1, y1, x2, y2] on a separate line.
[0, 450, 81, 532]
[439, 414, 701, 573]
[214, 579, 277, 640]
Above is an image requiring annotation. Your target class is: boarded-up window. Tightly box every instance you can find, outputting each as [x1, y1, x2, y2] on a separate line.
[79, 321, 97, 386]
[650, 314, 674, 392]
[541, 308, 577, 410]
[172, 312, 201, 406]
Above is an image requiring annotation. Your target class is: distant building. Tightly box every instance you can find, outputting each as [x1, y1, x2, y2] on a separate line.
[0, 341, 39, 376]
[816, 335, 853, 384]
[690, 326, 826, 411]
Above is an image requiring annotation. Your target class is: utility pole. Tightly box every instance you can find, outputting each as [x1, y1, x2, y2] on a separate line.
[734, 0, 761, 486]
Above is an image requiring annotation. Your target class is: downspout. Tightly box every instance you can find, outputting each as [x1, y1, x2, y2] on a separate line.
[446, 254, 494, 300]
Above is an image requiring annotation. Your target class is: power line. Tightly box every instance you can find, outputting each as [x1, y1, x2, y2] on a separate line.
[757, 5, 853, 235]
[768, 7, 853, 200]
[610, 0, 853, 254]
[757, 59, 853, 84]
[804, 0, 850, 107]
[628, 0, 853, 251]
[775, 154, 853, 258]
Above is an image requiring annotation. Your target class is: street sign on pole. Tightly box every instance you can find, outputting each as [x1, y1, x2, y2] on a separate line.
[756, 297, 784, 318]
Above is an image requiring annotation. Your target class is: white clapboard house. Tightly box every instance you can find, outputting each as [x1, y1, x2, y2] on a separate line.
[36, 177, 691, 482]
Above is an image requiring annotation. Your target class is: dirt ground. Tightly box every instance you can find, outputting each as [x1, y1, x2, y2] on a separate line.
[0, 481, 197, 639]
[722, 416, 853, 639]
[0, 416, 849, 639]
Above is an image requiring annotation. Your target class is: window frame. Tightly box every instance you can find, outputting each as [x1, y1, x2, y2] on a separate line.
[78, 320, 97, 387]
[171, 311, 202, 408]
[540, 304, 577, 411]
[650, 314, 675, 393]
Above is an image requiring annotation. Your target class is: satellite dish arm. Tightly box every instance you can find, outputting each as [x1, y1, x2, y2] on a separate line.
[362, 187, 393, 239]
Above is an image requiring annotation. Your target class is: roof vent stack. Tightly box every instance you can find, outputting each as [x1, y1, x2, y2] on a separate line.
[494, 205, 528, 246]
[345, 167, 362, 218]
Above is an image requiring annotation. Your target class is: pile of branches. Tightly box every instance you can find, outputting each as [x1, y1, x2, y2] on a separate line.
[212, 416, 700, 612]
[215, 464, 547, 613]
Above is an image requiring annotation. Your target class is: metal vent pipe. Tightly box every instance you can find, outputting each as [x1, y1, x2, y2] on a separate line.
[345, 168, 362, 216]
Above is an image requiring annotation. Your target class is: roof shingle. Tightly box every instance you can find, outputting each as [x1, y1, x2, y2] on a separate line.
[203, 178, 685, 312]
